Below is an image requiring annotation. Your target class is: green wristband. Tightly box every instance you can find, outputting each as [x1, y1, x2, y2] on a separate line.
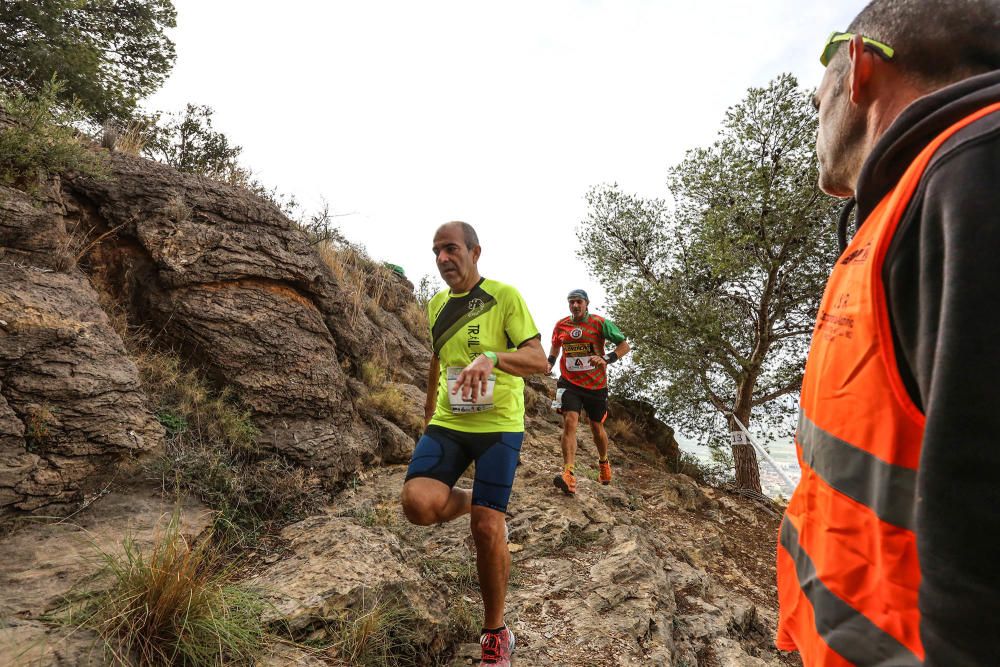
[483, 351, 499, 367]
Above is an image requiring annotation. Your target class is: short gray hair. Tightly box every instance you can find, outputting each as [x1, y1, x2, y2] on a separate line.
[442, 221, 479, 250]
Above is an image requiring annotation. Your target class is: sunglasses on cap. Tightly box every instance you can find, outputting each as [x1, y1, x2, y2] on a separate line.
[820, 31, 895, 67]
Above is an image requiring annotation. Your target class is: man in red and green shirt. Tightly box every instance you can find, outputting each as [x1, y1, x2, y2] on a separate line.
[546, 289, 630, 495]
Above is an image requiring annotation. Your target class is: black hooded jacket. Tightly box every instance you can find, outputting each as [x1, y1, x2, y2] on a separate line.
[853, 69, 1000, 665]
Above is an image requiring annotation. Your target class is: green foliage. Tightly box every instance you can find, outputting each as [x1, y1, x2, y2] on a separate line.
[580, 74, 840, 472]
[0, 79, 107, 187]
[146, 103, 245, 179]
[57, 512, 267, 666]
[298, 198, 348, 246]
[143, 102, 300, 216]
[155, 410, 187, 438]
[414, 274, 441, 310]
[0, 0, 176, 123]
[138, 347, 321, 534]
[676, 452, 733, 488]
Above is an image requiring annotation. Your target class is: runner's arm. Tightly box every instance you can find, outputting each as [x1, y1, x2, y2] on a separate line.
[547, 340, 562, 374]
[452, 337, 547, 402]
[890, 143, 1000, 665]
[424, 353, 440, 426]
[590, 339, 630, 368]
[611, 339, 630, 359]
[498, 337, 547, 377]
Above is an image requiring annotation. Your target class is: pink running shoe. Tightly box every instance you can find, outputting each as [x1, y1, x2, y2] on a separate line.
[479, 626, 515, 666]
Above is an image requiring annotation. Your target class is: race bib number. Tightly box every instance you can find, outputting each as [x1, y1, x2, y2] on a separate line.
[565, 355, 594, 372]
[551, 387, 566, 411]
[446, 366, 496, 413]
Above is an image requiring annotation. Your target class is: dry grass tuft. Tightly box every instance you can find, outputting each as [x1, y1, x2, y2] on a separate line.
[24, 404, 55, 449]
[345, 501, 402, 530]
[114, 119, 154, 156]
[399, 301, 429, 342]
[362, 385, 423, 434]
[605, 415, 640, 444]
[358, 360, 422, 433]
[316, 241, 397, 326]
[58, 512, 267, 666]
[321, 591, 425, 667]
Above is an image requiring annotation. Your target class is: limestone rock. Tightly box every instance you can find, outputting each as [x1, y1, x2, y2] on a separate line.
[59, 153, 429, 484]
[0, 489, 211, 619]
[252, 513, 447, 654]
[607, 397, 681, 468]
[663, 473, 718, 512]
[0, 619, 104, 667]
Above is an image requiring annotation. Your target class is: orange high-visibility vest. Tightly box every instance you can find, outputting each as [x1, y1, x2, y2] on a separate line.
[777, 101, 1000, 666]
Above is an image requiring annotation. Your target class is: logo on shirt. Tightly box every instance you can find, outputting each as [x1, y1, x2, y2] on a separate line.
[839, 242, 871, 265]
[570, 328, 583, 339]
[468, 298, 485, 315]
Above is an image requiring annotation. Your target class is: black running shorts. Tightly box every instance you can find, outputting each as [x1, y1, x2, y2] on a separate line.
[557, 377, 609, 423]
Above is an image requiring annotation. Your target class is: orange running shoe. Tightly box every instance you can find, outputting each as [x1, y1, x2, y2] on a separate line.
[554, 469, 577, 495]
[598, 459, 612, 485]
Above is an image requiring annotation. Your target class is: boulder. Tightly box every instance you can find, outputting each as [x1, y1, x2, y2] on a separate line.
[252, 513, 447, 653]
[0, 185, 162, 516]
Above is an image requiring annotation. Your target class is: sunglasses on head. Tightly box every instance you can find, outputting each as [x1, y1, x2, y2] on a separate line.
[820, 31, 895, 67]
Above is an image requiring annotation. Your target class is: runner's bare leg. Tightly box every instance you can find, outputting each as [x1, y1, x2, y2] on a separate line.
[471, 505, 509, 629]
[561, 410, 580, 469]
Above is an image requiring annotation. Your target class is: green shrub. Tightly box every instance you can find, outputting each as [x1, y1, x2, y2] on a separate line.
[0, 79, 107, 188]
[137, 347, 320, 535]
[675, 452, 732, 487]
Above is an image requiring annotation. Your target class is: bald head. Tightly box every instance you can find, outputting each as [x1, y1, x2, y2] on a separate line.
[844, 0, 1000, 88]
[436, 221, 480, 250]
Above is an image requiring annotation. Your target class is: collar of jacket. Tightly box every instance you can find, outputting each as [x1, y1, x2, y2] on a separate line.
[855, 69, 1000, 223]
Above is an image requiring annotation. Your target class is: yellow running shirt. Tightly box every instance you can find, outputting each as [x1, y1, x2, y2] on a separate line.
[427, 278, 540, 433]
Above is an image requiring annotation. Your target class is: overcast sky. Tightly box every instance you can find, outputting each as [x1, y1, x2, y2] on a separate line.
[147, 0, 860, 348]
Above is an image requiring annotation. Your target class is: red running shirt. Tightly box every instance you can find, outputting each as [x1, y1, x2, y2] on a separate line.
[551, 314, 625, 390]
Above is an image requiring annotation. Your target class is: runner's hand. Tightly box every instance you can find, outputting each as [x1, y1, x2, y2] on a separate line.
[546, 361, 554, 374]
[590, 355, 607, 369]
[452, 353, 494, 402]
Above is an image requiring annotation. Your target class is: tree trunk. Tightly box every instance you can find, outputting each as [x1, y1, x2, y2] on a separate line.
[729, 409, 762, 493]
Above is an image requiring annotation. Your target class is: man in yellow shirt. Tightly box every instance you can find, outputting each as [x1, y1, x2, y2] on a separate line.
[400, 221, 546, 667]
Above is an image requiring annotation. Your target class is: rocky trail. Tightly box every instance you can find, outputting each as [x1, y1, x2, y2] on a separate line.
[0, 385, 798, 666]
[294, 396, 798, 667]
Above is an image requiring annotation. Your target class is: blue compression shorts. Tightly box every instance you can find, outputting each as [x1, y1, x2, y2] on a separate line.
[405, 425, 523, 513]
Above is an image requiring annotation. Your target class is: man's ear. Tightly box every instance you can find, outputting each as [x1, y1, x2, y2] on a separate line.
[472, 245, 482, 263]
[847, 33, 875, 104]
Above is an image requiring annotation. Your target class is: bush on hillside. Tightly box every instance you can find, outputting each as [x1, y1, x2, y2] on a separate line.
[136, 345, 321, 536]
[0, 79, 107, 189]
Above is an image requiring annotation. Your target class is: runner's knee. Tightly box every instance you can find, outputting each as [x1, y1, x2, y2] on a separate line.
[400, 484, 442, 525]
[470, 510, 505, 547]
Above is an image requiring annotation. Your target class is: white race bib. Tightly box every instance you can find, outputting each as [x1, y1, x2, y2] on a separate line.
[446, 366, 496, 413]
[565, 355, 594, 372]
[551, 387, 566, 411]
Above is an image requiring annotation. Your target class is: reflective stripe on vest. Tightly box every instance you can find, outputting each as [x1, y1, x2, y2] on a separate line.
[777, 100, 1000, 666]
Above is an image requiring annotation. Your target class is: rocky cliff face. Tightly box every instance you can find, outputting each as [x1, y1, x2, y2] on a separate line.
[1, 143, 428, 517]
[0, 181, 163, 514]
